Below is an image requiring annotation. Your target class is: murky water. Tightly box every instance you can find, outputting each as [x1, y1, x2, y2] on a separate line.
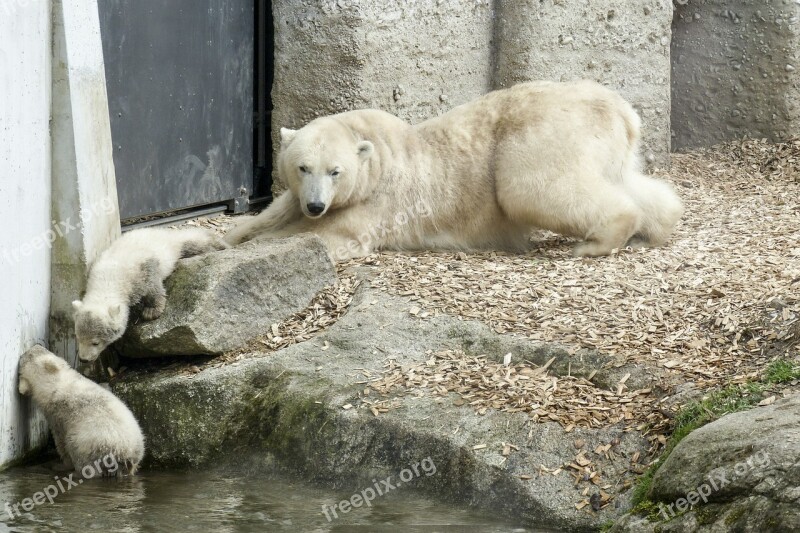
[0, 464, 551, 533]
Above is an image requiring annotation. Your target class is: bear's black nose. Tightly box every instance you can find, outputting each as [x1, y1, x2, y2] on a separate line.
[306, 202, 326, 215]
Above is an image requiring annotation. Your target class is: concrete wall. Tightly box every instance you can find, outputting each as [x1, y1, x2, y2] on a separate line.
[271, 0, 495, 192]
[270, 0, 674, 193]
[672, 1, 800, 150]
[0, 1, 53, 468]
[494, 0, 674, 166]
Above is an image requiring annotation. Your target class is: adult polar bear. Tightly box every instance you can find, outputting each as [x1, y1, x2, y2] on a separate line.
[225, 80, 683, 259]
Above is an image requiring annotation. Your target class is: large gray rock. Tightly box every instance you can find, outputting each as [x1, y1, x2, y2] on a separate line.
[113, 282, 660, 532]
[672, 1, 800, 149]
[271, 0, 493, 193]
[117, 234, 336, 357]
[612, 395, 800, 532]
[492, 0, 673, 167]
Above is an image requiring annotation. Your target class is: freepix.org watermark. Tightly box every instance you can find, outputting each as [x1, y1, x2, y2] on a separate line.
[1, 197, 117, 266]
[4, 453, 121, 519]
[658, 449, 771, 520]
[331, 199, 432, 260]
[321, 456, 437, 521]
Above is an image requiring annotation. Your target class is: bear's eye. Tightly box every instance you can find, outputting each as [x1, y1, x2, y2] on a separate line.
[299, 165, 308, 173]
[330, 169, 340, 177]
[91, 341, 101, 347]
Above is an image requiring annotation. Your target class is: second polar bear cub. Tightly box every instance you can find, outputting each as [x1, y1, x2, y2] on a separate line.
[18, 345, 144, 476]
[73, 226, 228, 361]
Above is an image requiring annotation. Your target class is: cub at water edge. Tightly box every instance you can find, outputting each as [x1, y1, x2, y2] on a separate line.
[18, 345, 144, 476]
[73, 226, 228, 361]
[224, 80, 683, 260]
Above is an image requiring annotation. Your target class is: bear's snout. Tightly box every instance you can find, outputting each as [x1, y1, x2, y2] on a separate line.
[306, 202, 326, 216]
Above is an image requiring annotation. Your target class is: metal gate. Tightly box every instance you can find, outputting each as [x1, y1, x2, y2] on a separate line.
[98, 0, 260, 222]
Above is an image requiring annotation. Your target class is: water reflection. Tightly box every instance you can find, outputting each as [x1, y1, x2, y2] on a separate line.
[0, 464, 550, 532]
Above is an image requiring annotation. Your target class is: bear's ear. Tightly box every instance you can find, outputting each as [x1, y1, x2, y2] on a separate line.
[43, 360, 60, 375]
[280, 128, 297, 145]
[72, 300, 83, 311]
[18, 377, 31, 395]
[357, 140, 374, 161]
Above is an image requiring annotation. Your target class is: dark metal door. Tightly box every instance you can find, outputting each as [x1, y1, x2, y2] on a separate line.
[99, 0, 254, 221]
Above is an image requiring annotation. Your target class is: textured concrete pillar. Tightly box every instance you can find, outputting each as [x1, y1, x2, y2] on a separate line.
[493, 0, 674, 167]
[50, 0, 121, 366]
[271, 0, 494, 192]
[672, 1, 800, 150]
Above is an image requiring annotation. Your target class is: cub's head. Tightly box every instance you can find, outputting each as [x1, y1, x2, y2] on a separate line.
[18, 346, 70, 395]
[72, 300, 127, 361]
[278, 118, 374, 218]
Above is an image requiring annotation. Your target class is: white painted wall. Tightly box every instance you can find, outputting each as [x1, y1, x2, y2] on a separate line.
[0, 1, 53, 467]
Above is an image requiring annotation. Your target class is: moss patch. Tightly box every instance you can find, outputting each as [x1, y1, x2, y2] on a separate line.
[631, 382, 767, 513]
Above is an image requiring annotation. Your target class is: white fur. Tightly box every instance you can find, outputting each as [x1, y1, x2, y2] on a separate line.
[18, 345, 144, 475]
[73, 226, 228, 361]
[224, 80, 683, 260]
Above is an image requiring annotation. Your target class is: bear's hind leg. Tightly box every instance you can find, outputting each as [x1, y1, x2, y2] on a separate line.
[497, 166, 642, 257]
[180, 236, 229, 258]
[572, 208, 641, 257]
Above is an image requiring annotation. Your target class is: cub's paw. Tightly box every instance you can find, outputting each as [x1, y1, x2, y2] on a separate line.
[140, 306, 163, 320]
[141, 296, 166, 320]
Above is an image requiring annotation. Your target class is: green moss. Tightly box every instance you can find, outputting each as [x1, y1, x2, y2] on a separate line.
[762, 359, 800, 384]
[630, 499, 665, 522]
[631, 469, 657, 511]
[631, 383, 767, 509]
[597, 519, 615, 532]
[695, 504, 721, 525]
[724, 505, 747, 526]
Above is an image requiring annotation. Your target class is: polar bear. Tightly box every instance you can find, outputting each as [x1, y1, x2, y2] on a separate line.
[73, 226, 228, 361]
[224, 80, 683, 260]
[18, 345, 144, 476]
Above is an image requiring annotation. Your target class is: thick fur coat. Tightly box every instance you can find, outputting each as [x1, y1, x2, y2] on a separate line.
[224, 80, 683, 260]
[18, 346, 144, 476]
[73, 226, 228, 361]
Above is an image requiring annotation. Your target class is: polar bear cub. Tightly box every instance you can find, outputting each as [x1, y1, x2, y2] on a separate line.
[73, 226, 228, 361]
[18, 345, 144, 476]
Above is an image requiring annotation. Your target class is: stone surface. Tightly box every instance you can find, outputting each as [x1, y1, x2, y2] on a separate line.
[494, 0, 673, 167]
[270, 1, 674, 187]
[113, 282, 659, 531]
[116, 235, 336, 357]
[612, 395, 800, 532]
[271, 0, 493, 193]
[672, 1, 800, 149]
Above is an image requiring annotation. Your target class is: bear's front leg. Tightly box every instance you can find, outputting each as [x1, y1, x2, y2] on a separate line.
[140, 282, 167, 320]
[52, 431, 75, 471]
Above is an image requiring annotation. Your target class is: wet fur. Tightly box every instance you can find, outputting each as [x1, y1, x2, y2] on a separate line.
[224, 80, 683, 260]
[18, 346, 144, 476]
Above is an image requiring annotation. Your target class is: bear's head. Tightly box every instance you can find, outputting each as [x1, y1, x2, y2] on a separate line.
[72, 300, 128, 361]
[18, 345, 71, 396]
[278, 118, 374, 218]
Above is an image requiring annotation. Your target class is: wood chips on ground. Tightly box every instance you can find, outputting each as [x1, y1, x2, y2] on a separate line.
[183, 140, 798, 441]
[347, 138, 800, 439]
